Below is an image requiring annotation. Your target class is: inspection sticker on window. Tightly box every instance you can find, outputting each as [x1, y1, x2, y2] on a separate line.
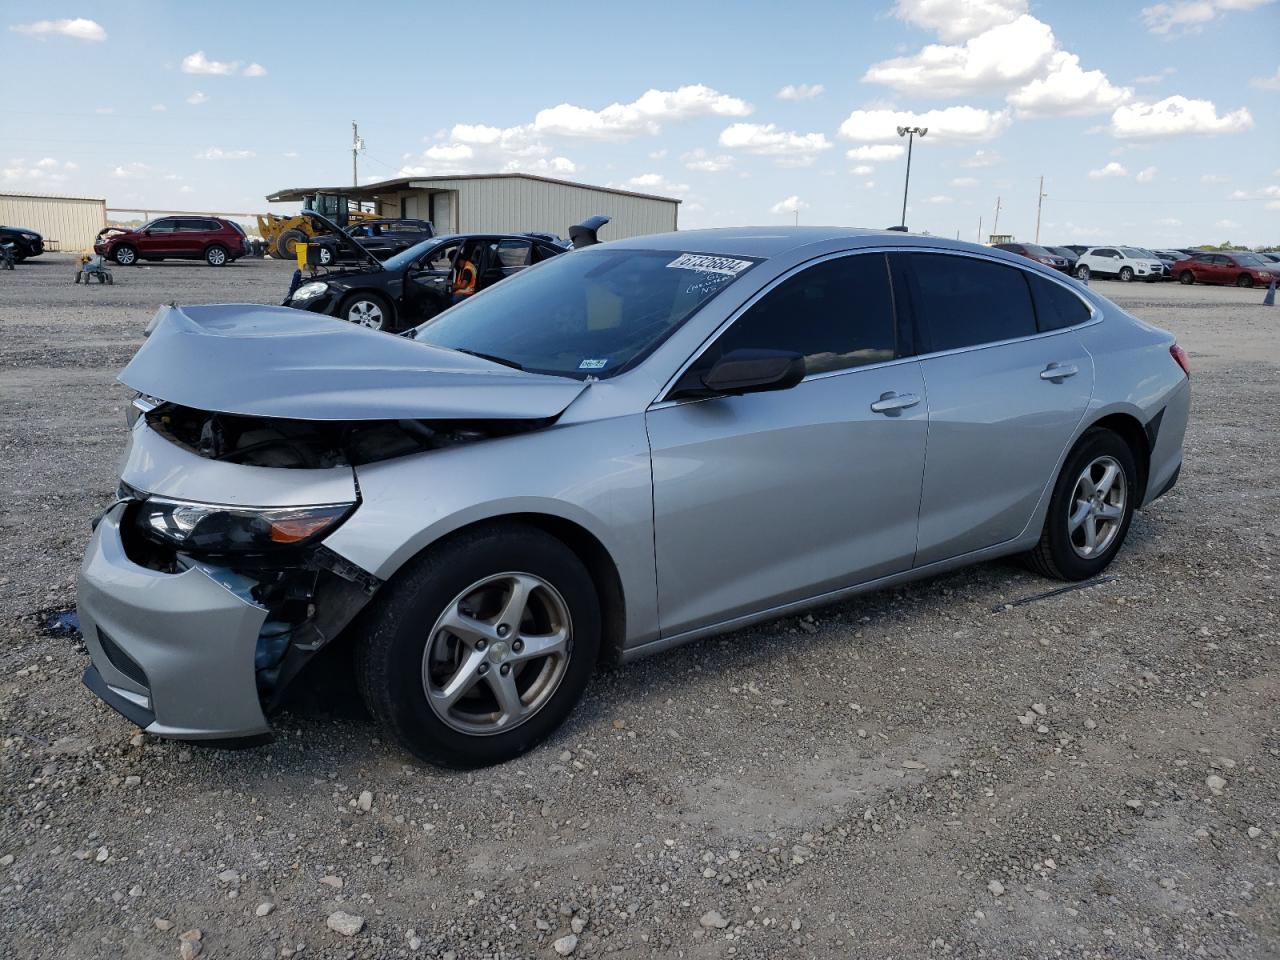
[666, 253, 753, 276]
[578, 358, 608, 370]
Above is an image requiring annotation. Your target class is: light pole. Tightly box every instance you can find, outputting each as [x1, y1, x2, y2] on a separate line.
[896, 125, 926, 228]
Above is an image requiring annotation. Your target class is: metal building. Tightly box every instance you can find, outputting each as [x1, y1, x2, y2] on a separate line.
[0, 192, 106, 251]
[266, 173, 679, 240]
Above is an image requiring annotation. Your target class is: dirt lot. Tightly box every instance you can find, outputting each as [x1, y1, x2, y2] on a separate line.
[1, 254, 1277, 960]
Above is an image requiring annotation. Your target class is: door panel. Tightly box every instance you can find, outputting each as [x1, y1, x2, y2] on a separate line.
[648, 363, 928, 636]
[914, 332, 1093, 565]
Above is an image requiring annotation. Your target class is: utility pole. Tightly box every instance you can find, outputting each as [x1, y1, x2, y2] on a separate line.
[992, 196, 1002, 236]
[896, 125, 927, 228]
[977, 215, 983, 243]
[1034, 175, 1047, 244]
[351, 121, 364, 187]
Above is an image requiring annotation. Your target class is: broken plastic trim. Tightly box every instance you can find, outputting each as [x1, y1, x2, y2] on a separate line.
[144, 401, 555, 469]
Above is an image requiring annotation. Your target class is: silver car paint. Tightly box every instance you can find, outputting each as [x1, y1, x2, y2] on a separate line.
[123, 304, 588, 422]
[79, 228, 1189, 739]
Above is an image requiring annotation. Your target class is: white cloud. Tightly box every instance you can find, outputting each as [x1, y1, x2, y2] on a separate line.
[649, 149, 668, 160]
[924, 194, 954, 203]
[186, 91, 208, 105]
[503, 156, 577, 175]
[863, 180, 876, 189]
[1251, 66, 1280, 90]
[1110, 95, 1253, 138]
[718, 123, 832, 162]
[194, 147, 255, 160]
[9, 18, 105, 41]
[962, 149, 1001, 167]
[422, 143, 474, 162]
[1, 157, 74, 185]
[400, 122, 571, 177]
[770, 195, 809, 214]
[242, 63, 267, 78]
[850, 164, 875, 175]
[1136, 166, 1158, 182]
[839, 106, 1010, 142]
[864, 15, 1056, 96]
[891, 0, 1027, 41]
[182, 51, 239, 76]
[151, 104, 167, 112]
[682, 148, 734, 172]
[1156, 217, 1182, 226]
[624, 173, 689, 196]
[950, 176, 979, 187]
[1088, 161, 1128, 179]
[777, 83, 825, 100]
[179, 185, 194, 194]
[533, 85, 751, 141]
[1135, 67, 1176, 83]
[1141, 0, 1276, 35]
[1200, 173, 1229, 183]
[1214, 219, 1240, 229]
[1008, 51, 1132, 117]
[111, 162, 153, 180]
[846, 144, 906, 161]
[283, 151, 300, 159]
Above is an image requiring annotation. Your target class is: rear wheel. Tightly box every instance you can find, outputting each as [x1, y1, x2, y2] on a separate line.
[1023, 428, 1137, 582]
[205, 244, 228, 267]
[339, 292, 391, 331]
[1235, 274, 1253, 288]
[1179, 270, 1195, 285]
[355, 523, 601, 767]
[1119, 266, 1134, 282]
[113, 244, 137, 266]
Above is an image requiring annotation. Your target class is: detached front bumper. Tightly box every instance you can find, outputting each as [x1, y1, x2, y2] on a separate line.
[77, 505, 271, 739]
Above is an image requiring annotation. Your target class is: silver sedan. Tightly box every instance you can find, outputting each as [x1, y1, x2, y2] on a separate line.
[78, 228, 1190, 766]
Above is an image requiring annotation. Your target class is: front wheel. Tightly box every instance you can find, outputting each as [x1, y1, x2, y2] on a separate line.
[355, 523, 601, 767]
[340, 293, 391, 330]
[1119, 266, 1134, 282]
[205, 245, 228, 267]
[1022, 429, 1137, 582]
[113, 244, 137, 266]
[1075, 264, 1090, 281]
[1179, 270, 1195, 285]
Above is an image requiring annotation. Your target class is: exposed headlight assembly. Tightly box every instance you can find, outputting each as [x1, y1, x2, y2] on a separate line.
[290, 281, 329, 301]
[133, 496, 355, 553]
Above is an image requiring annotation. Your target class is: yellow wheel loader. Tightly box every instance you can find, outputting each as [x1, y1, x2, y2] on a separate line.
[256, 193, 377, 260]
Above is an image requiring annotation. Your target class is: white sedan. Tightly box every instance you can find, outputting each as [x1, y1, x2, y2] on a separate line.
[1074, 247, 1168, 283]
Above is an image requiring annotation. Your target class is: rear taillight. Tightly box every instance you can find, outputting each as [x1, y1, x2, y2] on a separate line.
[1170, 344, 1191, 378]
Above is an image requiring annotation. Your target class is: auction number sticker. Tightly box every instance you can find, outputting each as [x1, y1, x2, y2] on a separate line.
[578, 358, 608, 370]
[666, 253, 753, 276]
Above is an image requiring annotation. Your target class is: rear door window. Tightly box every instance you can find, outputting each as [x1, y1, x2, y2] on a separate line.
[1027, 272, 1091, 332]
[494, 239, 533, 269]
[906, 253, 1037, 352]
[700, 253, 897, 376]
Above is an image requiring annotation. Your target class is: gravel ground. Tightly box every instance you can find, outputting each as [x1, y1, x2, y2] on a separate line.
[1, 254, 1277, 960]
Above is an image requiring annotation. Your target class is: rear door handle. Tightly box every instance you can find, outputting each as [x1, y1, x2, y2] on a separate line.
[1040, 362, 1079, 381]
[870, 391, 921, 414]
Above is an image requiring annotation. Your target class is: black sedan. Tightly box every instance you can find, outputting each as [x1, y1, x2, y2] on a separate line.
[287, 230, 569, 331]
[312, 218, 436, 265]
[0, 225, 44, 261]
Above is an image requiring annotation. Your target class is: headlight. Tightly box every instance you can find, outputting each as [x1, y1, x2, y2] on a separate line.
[22, 233, 38, 240]
[291, 281, 329, 301]
[133, 496, 355, 553]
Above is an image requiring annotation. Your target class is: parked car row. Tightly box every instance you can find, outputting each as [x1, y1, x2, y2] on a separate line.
[995, 241, 1280, 288]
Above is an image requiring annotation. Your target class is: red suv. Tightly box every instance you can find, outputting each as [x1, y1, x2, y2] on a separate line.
[1171, 250, 1279, 288]
[94, 216, 247, 267]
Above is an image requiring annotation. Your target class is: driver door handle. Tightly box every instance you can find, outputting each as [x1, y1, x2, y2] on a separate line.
[1040, 362, 1079, 381]
[870, 391, 921, 414]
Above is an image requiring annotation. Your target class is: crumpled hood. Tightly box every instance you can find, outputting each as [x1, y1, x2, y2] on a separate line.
[119, 303, 588, 421]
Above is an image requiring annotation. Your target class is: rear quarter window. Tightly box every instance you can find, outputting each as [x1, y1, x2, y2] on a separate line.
[1027, 272, 1091, 331]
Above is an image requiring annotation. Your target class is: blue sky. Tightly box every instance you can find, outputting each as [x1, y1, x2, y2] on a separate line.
[4, 0, 1278, 246]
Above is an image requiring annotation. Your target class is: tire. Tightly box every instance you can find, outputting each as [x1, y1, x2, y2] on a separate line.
[205, 244, 228, 267]
[276, 229, 307, 260]
[113, 244, 138, 266]
[1235, 274, 1253, 288]
[1075, 264, 1090, 281]
[1179, 270, 1195, 285]
[1023, 428, 1138, 582]
[354, 523, 601, 767]
[1119, 266, 1134, 282]
[339, 292, 391, 331]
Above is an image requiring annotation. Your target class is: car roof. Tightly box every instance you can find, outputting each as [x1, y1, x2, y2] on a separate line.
[604, 226, 1004, 260]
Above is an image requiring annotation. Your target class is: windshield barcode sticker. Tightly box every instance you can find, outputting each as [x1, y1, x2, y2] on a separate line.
[578, 358, 608, 370]
[666, 253, 752, 276]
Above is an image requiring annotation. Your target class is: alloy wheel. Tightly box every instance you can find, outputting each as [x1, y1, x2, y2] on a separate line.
[347, 300, 384, 329]
[207, 247, 227, 266]
[1067, 455, 1127, 559]
[422, 572, 573, 736]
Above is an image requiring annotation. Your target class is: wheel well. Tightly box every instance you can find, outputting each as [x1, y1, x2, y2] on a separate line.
[1086, 413, 1150, 499]
[425, 513, 627, 668]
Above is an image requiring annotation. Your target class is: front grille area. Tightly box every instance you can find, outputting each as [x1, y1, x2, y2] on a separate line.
[96, 627, 150, 688]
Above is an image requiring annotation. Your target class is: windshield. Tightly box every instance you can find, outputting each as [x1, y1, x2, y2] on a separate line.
[412, 248, 757, 379]
[1119, 247, 1152, 258]
[1231, 253, 1264, 266]
[383, 237, 447, 271]
[1021, 244, 1055, 257]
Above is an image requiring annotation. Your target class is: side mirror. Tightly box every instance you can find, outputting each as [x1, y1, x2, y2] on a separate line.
[701, 348, 805, 396]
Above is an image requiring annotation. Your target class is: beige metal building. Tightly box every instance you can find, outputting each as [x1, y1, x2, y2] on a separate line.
[0, 192, 106, 251]
[267, 173, 679, 240]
